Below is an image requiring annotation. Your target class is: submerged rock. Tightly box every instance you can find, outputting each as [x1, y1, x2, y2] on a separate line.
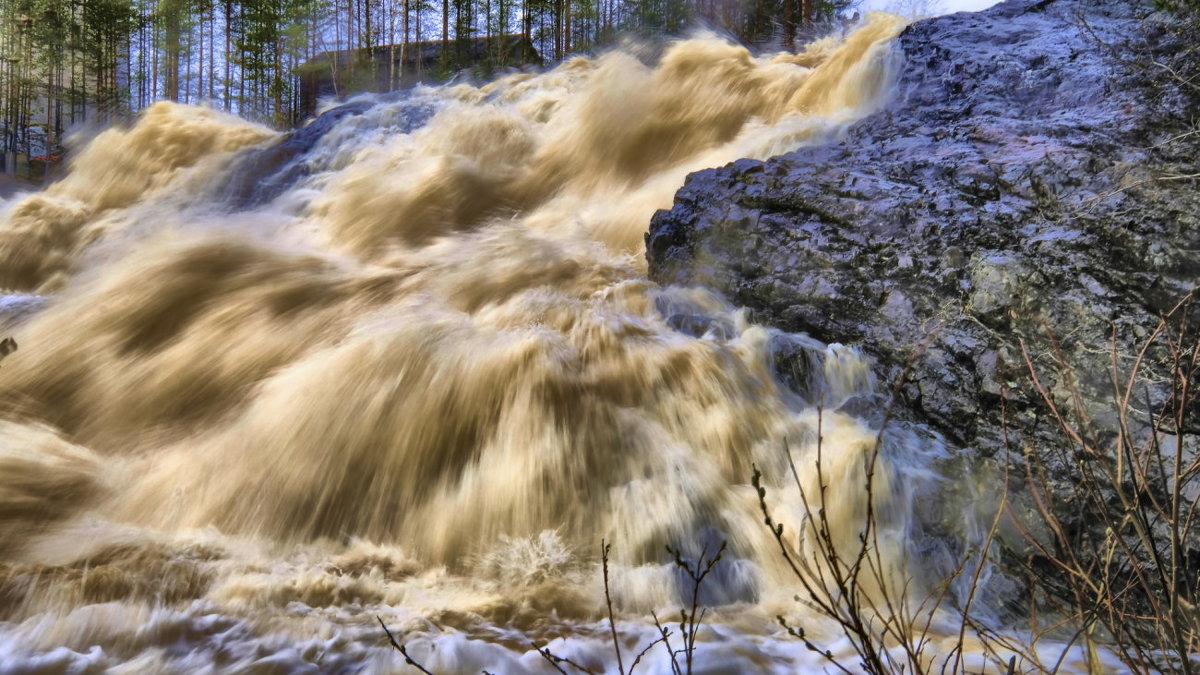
[648, 0, 1200, 465]
[0, 294, 44, 330]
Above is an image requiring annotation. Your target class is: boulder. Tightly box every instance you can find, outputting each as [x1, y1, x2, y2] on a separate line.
[647, 0, 1200, 466]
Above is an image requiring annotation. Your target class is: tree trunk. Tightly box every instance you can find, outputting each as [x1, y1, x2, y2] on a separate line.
[164, 0, 181, 102]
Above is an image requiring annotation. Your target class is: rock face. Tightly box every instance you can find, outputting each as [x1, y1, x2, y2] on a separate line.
[647, 0, 1200, 462]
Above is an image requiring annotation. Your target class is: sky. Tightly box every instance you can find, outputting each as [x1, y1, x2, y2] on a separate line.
[861, 0, 1002, 17]
[934, 0, 1003, 13]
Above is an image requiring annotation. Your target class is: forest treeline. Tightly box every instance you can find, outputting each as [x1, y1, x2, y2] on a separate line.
[0, 0, 850, 172]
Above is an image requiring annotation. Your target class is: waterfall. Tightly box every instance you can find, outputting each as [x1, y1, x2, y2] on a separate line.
[0, 15, 1082, 672]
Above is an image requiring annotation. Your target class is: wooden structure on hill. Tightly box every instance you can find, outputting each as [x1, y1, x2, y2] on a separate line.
[298, 35, 540, 118]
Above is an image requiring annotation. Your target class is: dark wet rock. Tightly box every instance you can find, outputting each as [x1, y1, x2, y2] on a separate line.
[214, 94, 437, 209]
[648, 0, 1200, 467]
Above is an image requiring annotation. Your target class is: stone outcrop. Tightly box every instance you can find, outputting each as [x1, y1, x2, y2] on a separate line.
[647, 0, 1200, 464]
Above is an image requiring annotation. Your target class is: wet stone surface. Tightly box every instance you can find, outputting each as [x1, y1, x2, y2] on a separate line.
[648, 0, 1200, 464]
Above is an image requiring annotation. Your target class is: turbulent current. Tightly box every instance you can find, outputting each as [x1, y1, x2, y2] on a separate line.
[0, 15, 1094, 674]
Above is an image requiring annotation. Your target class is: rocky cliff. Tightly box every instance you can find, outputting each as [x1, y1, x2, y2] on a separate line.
[648, 0, 1199, 466]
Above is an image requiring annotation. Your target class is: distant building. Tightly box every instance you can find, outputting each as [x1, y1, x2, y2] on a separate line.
[298, 35, 541, 119]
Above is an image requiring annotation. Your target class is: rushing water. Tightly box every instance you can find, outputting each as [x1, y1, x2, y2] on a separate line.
[0, 15, 1102, 673]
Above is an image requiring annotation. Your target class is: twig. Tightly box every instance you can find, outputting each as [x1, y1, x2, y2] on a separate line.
[533, 640, 598, 675]
[651, 610, 684, 675]
[601, 540, 627, 675]
[665, 540, 726, 675]
[627, 632, 669, 675]
[378, 616, 436, 675]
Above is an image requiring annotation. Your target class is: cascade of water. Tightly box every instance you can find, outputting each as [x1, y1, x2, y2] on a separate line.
[0, 16, 1075, 672]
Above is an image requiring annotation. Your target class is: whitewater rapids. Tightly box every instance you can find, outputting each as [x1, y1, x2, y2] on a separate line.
[0, 14, 1104, 673]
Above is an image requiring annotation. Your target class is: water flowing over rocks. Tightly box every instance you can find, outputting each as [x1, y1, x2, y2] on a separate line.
[648, 0, 1200, 464]
[2, 1, 1196, 665]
